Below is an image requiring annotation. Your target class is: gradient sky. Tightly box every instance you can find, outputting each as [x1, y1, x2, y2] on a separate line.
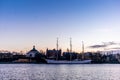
[0, 0, 120, 53]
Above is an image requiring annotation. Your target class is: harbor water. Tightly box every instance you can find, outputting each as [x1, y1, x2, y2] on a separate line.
[0, 64, 120, 80]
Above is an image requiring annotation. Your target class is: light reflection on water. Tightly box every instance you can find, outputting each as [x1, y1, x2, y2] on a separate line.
[0, 64, 120, 80]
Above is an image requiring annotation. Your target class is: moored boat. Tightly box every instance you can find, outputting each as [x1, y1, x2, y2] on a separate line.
[46, 38, 92, 64]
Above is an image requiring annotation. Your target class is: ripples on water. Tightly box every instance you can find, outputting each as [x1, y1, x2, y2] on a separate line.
[0, 64, 120, 80]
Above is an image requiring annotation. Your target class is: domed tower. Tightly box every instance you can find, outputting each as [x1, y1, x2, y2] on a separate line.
[26, 46, 40, 58]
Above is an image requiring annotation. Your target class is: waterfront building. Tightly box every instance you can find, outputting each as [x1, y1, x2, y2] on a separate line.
[26, 46, 40, 58]
[0, 52, 13, 62]
[26, 46, 46, 63]
[46, 49, 61, 60]
[0, 52, 13, 59]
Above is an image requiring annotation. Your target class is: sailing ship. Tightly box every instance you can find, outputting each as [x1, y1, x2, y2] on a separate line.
[46, 38, 92, 64]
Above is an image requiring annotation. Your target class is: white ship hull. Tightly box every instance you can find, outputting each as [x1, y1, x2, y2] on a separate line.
[46, 59, 92, 64]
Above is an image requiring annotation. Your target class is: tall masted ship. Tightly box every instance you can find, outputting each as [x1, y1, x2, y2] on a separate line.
[46, 38, 92, 64]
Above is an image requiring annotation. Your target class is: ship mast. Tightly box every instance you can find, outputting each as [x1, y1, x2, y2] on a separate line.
[56, 37, 58, 51]
[70, 38, 72, 52]
[82, 41, 84, 60]
[70, 38, 72, 61]
[56, 38, 59, 60]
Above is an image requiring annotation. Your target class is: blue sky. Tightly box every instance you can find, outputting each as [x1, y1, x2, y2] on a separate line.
[0, 0, 120, 52]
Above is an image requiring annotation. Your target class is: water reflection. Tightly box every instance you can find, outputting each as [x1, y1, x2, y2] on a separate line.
[0, 64, 120, 80]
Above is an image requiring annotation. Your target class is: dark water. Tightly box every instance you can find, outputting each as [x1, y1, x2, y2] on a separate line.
[0, 64, 120, 80]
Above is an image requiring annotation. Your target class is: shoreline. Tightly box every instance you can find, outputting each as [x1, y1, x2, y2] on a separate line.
[0, 62, 120, 64]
